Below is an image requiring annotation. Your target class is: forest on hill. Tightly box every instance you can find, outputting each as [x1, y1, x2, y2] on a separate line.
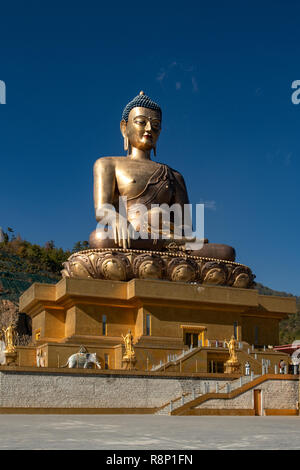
[0, 228, 299, 345]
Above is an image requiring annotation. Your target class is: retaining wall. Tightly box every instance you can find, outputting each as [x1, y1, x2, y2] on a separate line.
[0, 368, 232, 410]
[0, 368, 297, 414]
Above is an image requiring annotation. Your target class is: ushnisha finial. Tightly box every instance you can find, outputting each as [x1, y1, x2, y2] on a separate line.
[122, 92, 162, 122]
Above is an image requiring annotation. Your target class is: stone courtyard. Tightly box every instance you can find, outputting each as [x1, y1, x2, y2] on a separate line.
[0, 415, 299, 450]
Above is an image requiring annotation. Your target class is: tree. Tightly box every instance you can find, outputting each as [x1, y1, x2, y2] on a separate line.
[7, 227, 15, 241]
[44, 240, 55, 251]
[72, 241, 89, 252]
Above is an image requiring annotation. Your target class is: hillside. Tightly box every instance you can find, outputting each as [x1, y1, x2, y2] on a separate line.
[0, 235, 299, 345]
[0, 234, 75, 341]
[255, 283, 300, 343]
[0, 250, 60, 303]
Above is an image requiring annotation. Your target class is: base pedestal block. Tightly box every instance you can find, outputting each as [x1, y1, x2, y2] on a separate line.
[4, 351, 17, 366]
[18, 277, 295, 374]
[224, 362, 241, 374]
[62, 248, 255, 288]
[122, 357, 137, 370]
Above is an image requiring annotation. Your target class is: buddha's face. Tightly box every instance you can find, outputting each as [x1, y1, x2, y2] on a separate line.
[121, 107, 161, 151]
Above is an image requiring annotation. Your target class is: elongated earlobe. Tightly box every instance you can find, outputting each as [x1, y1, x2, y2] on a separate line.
[124, 136, 129, 152]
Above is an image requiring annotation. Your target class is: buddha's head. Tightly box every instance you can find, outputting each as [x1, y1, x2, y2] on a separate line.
[120, 91, 162, 155]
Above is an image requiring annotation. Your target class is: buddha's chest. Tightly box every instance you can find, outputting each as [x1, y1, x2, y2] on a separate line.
[115, 162, 160, 198]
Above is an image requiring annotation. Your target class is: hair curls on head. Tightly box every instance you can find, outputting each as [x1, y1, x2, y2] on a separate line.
[122, 91, 162, 123]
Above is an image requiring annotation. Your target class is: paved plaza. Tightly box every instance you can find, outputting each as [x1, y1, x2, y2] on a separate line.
[0, 415, 299, 450]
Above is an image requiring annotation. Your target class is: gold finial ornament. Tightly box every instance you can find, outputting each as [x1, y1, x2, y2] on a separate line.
[139, 90, 145, 95]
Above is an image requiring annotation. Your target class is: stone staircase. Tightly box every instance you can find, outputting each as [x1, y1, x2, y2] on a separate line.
[155, 375, 258, 415]
[151, 342, 246, 372]
[156, 392, 192, 415]
[150, 341, 278, 375]
[170, 374, 295, 415]
[151, 346, 199, 372]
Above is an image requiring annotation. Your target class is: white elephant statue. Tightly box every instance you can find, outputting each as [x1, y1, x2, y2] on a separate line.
[61, 352, 101, 369]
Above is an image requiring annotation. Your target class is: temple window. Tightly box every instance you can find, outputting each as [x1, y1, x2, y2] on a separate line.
[146, 314, 151, 336]
[104, 353, 109, 369]
[233, 321, 238, 340]
[254, 326, 259, 345]
[102, 315, 107, 336]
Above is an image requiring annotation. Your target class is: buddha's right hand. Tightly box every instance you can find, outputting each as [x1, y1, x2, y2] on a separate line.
[96, 206, 135, 249]
[112, 214, 136, 249]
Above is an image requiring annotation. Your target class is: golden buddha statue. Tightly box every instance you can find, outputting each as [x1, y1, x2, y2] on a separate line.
[89, 91, 235, 261]
[62, 92, 254, 287]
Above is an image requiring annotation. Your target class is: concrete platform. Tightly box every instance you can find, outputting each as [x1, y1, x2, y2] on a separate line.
[0, 415, 299, 450]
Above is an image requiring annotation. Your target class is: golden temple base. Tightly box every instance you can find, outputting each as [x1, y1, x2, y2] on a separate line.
[17, 277, 295, 374]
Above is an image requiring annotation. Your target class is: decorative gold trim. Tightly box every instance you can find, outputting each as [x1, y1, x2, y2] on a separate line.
[180, 325, 207, 331]
[74, 248, 248, 267]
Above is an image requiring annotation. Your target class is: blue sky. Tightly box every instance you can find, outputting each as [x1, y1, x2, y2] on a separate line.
[1, 0, 300, 294]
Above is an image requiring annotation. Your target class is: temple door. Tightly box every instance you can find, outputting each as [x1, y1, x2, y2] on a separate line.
[254, 390, 262, 416]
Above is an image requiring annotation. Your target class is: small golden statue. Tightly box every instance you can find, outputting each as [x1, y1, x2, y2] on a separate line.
[224, 336, 239, 364]
[122, 330, 135, 361]
[2, 325, 16, 353]
[224, 335, 240, 373]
